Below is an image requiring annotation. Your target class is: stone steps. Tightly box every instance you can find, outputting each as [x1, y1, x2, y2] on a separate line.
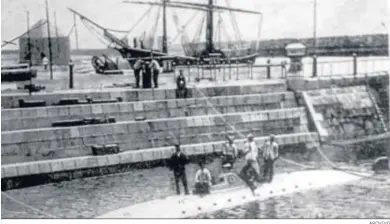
[1, 107, 307, 164]
[1, 132, 319, 179]
[1, 80, 286, 108]
[1, 92, 297, 131]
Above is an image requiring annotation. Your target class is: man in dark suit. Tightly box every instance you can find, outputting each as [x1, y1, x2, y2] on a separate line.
[169, 145, 190, 195]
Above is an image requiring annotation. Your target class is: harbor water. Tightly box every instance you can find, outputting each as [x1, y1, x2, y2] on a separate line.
[1, 156, 390, 219]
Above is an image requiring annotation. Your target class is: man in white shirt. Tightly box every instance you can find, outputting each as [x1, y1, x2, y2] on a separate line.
[261, 135, 279, 183]
[133, 57, 143, 88]
[194, 162, 212, 195]
[243, 133, 261, 181]
[42, 56, 49, 70]
[150, 59, 161, 88]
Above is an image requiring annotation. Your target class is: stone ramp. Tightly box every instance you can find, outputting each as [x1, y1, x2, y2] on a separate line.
[1, 107, 307, 164]
[1, 92, 297, 131]
[302, 85, 387, 142]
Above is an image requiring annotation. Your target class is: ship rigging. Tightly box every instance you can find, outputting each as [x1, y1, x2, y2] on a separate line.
[69, 0, 263, 71]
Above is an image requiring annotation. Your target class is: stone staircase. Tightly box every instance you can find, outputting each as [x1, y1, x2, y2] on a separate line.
[1, 81, 318, 190]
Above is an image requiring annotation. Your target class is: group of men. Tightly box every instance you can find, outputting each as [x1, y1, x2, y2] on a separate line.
[133, 57, 160, 89]
[167, 134, 279, 196]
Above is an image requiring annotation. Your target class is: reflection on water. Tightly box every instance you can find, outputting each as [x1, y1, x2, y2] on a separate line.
[1, 156, 390, 219]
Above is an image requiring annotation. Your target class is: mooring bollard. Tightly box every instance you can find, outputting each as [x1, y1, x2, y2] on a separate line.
[236, 61, 239, 80]
[267, 59, 271, 79]
[173, 61, 177, 82]
[281, 61, 287, 78]
[353, 53, 357, 76]
[69, 59, 74, 89]
[187, 61, 191, 83]
[312, 55, 317, 77]
[222, 61, 226, 81]
[228, 60, 232, 80]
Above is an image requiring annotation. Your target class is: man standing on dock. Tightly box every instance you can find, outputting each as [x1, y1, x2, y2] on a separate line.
[150, 59, 160, 88]
[261, 135, 279, 183]
[169, 145, 190, 195]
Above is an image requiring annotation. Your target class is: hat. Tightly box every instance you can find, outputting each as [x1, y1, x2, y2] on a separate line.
[247, 133, 254, 139]
[226, 135, 234, 141]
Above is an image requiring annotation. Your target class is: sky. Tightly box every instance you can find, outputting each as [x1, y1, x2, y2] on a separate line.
[1, 0, 389, 49]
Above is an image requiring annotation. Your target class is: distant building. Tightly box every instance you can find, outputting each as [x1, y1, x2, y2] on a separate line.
[19, 19, 70, 66]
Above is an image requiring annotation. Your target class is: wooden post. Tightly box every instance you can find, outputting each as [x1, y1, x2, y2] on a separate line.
[353, 53, 357, 76]
[69, 60, 74, 89]
[267, 59, 271, 79]
[312, 55, 317, 77]
[236, 61, 239, 80]
[187, 61, 191, 83]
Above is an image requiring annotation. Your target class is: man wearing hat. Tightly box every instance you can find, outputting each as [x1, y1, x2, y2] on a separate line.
[168, 145, 190, 195]
[242, 133, 261, 182]
[261, 135, 279, 183]
[222, 135, 238, 169]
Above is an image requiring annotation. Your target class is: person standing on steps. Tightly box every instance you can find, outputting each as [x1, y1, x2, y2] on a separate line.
[261, 135, 279, 183]
[176, 70, 188, 99]
[168, 145, 190, 195]
[133, 57, 143, 88]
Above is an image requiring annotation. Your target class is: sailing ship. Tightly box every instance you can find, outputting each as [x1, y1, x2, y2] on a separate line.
[69, 0, 263, 72]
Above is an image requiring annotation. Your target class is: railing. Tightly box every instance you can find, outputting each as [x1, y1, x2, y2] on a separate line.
[173, 55, 389, 82]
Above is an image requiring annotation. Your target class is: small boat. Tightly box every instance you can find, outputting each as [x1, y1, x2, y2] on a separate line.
[97, 169, 366, 218]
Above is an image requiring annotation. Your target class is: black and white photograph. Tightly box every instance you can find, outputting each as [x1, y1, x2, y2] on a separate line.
[1, 0, 389, 221]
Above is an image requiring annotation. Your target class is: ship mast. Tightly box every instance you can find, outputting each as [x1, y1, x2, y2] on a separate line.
[206, 0, 214, 53]
[162, 0, 168, 53]
[45, 0, 54, 80]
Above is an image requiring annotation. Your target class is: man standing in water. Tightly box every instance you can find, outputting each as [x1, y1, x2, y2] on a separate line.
[169, 145, 190, 195]
[262, 135, 279, 183]
[242, 134, 261, 182]
[222, 135, 238, 169]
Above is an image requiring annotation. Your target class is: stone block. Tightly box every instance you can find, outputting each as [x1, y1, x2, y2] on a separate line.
[81, 106, 93, 115]
[26, 163, 40, 175]
[152, 149, 164, 160]
[132, 151, 143, 162]
[162, 147, 174, 159]
[153, 89, 166, 100]
[2, 165, 18, 178]
[50, 160, 64, 172]
[139, 90, 154, 101]
[37, 162, 52, 174]
[203, 144, 214, 154]
[133, 102, 144, 112]
[165, 89, 176, 100]
[166, 100, 177, 109]
[91, 104, 103, 114]
[119, 152, 133, 164]
[62, 159, 77, 171]
[125, 90, 138, 102]
[16, 164, 30, 176]
[107, 154, 120, 166]
[97, 156, 109, 167]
